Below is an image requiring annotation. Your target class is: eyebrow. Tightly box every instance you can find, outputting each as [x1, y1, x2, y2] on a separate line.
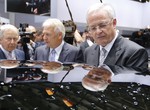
[89, 20, 110, 27]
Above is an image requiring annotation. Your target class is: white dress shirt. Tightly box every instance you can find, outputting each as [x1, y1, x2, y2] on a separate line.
[48, 41, 64, 62]
[0, 45, 16, 60]
[99, 31, 119, 66]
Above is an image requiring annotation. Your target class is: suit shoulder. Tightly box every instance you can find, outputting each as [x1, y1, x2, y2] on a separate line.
[35, 45, 47, 51]
[85, 44, 98, 51]
[120, 37, 145, 49]
[64, 43, 79, 51]
[80, 41, 87, 47]
[15, 49, 24, 54]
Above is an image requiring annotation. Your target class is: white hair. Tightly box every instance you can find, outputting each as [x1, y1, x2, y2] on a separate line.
[86, 3, 116, 22]
[42, 18, 66, 38]
[0, 24, 19, 39]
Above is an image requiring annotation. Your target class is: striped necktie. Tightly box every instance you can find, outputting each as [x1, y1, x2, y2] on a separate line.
[7, 52, 13, 60]
[49, 49, 56, 61]
[99, 48, 107, 66]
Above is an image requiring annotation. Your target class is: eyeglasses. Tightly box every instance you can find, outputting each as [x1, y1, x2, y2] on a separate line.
[88, 19, 113, 32]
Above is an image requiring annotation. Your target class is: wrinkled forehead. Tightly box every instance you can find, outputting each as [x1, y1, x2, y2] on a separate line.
[43, 25, 55, 30]
[87, 10, 111, 25]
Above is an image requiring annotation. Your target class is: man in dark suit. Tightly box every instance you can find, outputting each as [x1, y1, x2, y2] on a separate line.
[34, 18, 83, 63]
[84, 3, 148, 68]
[80, 29, 94, 53]
[0, 24, 25, 60]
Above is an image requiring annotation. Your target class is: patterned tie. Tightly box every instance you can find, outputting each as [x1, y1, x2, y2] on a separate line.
[7, 52, 13, 60]
[49, 49, 56, 61]
[99, 48, 107, 66]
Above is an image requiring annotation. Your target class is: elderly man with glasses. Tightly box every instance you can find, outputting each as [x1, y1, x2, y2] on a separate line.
[84, 3, 148, 68]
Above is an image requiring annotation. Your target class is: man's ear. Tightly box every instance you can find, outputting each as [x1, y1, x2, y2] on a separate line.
[18, 36, 21, 41]
[113, 19, 117, 27]
[58, 32, 63, 39]
[0, 38, 2, 44]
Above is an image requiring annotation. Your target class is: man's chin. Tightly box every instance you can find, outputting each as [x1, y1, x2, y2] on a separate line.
[8, 48, 16, 51]
[96, 42, 105, 46]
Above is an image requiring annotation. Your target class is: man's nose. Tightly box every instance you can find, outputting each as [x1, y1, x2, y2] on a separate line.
[95, 26, 103, 33]
[10, 39, 16, 43]
[43, 35, 47, 40]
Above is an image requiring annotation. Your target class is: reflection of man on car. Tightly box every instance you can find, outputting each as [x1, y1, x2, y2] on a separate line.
[82, 67, 112, 91]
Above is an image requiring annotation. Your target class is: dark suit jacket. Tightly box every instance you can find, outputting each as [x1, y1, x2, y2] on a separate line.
[84, 35, 148, 68]
[0, 48, 25, 60]
[80, 40, 89, 53]
[34, 42, 83, 63]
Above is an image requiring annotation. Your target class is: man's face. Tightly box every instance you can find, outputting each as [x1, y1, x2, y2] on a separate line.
[0, 29, 19, 51]
[43, 27, 62, 48]
[34, 33, 43, 42]
[87, 11, 116, 46]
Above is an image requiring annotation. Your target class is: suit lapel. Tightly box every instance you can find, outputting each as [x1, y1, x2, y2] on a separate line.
[85, 41, 90, 48]
[58, 43, 69, 62]
[90, 45, 100, 67]
[104, 36, 123, 65]
[0, 48, 7, 59]
[44, 46, 50, 61]
[14, 49, 18, 60]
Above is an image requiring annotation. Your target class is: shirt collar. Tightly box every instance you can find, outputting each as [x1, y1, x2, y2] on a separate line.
[100, 30, 118, 52]
[50, 41, 64, 55]
[0, 45, 14, 53]
[0, 44, 15, 59]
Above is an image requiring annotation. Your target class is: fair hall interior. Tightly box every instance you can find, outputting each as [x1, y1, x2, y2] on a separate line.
[0, 0, 150, 36]
[0, 1, 150, 109]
